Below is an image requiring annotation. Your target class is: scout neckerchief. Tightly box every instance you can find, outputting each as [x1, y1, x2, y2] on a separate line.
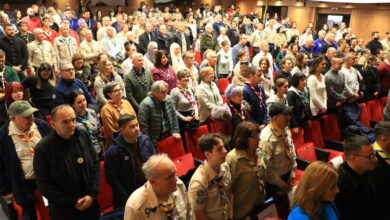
[37, 41, 46, 63]
[248, 83, 266, 110]
[249, 157, 265, 193]
[77, 111, 94, 138]
[374, 142, 390, 165]
[61, 37, 73, 56]
[17, 131, 36, 155]
[269, 122, 292, 165]
[0, 67, 7, 89]
[227, 101, 245, 120]
[178, 85, 195, 116]
[109, 100, 124, 115]
[208, 167, 229, 220]
[159, 196, 176, 220]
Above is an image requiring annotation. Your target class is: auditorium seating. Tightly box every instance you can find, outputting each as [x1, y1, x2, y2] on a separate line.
[218, 78, 230, 94]
[184, 125, 208, 160]
[157, 136, 186, 160]
[367, 99, 384, 122]
[97, 161, 114, 214]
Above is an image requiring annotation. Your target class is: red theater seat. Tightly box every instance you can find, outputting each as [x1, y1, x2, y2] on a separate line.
[173, 153, 196, 176]
[359, 103, 371, 127]
[218, 78, 230, 94]
[184, 125, 208, 160]
[157, 136, 186, 160]
[98, 161, 113, 214]
[321, 114, 341, 141]
[367, 99, 384, 121]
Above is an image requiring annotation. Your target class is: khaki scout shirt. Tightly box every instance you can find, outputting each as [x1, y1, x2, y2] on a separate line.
[124, 179, 193, 220]
[257, 124, 297, 188]
[8, 121, 42, 180]
[263, 27, 276, 44]
[80, 40, 103, 65]
[188, 161, 232, 220]
[226, 149, 265, 219]
[53, 36, 79, 63]
[250, 30, 265, 48]
[27, 40, 57, 69]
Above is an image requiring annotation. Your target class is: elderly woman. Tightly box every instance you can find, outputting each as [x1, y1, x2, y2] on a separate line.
[144, 41, 158, 73]
[138, 80, 181, 146]
[170, 69, 199, 135]
[101, 82, 136, 148]
[151, 50, 177, 93]
[212, 84, 251, 145]
[22, 63, 56, 118]
[287, 73, 312, 133]
[94, 59, 126, 107]
[170, 43, 185, 73]
[196, 67, 223, 125]
[226, 121, 265, 219]
[69, 90, 104, 156]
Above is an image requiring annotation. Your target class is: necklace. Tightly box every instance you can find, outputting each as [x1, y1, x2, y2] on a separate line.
[227, 101, 245, 120]
[178, 85, 195, 116]
[133, 68, 147, 88]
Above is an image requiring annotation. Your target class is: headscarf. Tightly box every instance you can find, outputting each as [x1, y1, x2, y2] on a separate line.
[170, 43, 185, 72]
[145, 41, 158, 64]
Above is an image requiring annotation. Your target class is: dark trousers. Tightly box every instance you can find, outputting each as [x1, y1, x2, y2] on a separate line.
[20, 179, 38, 220]
[252, 47, 260, 57]
[265, 172, 291, 220]
[50, 199, 100, 220]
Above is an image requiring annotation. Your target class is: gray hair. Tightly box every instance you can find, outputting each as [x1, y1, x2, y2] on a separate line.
[225, 84, 243, 101]
[142, 154, 172, 179]
[343, 52, 355, 61]
[51, 104, 74, 122]
[58, 60, 72, 71]
[150, 80, 168, 95]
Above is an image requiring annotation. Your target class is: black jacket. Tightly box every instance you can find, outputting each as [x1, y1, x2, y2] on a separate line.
[286, 88, 312, 128]
[169, 31, 193, 52]
[335, 162, 382, 220]
[0, 36, 29, 70]
[366, 39, 383, 55]
[372, 152, 390, 219]
[157, 33, 170, 54]
[361, 66, 380, 101]
[33, 127, 100, 208]
[104, 131, 155, 208]
[138, 31, 157, 55]
[226, 28, 240, 47]
[0, 119, 51, 205]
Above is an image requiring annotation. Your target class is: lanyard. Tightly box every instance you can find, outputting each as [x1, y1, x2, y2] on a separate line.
[249, 83, 266, 109]
[178, 85, 195, 116]
[37, 42, 45, 63]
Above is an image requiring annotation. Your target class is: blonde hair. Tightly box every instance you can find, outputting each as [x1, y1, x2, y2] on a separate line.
[293, 161, 338, 220]
[97, 59, 116, 83]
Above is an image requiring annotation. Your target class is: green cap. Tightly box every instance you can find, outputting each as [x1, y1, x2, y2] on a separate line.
[8, 100, 38, 117]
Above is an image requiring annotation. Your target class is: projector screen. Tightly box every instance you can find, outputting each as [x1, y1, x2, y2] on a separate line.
[311, 0, 390, 3]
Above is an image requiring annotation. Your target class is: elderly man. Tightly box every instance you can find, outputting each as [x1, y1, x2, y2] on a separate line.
[34, 105, 100, 219]
[138, 80, 180, 146]
[124, 154, 192, 219]
[0, 101, 51, 220]
[96, 16, 117, 41]
[183, 51, 199, 88]
[300, 38, 314, 60]
[53, 24, 79, 63]
[252, 42, 273, 72]
[138, 23, 157, 55]
[232, 34, 250, 66]
[100, 27, 125, 61]
[321, 32, 338, 54]
[105, 114, 155, 209]
[188, 133, 232, 220]
[313, 30, 326, 56]
[200, 24, 218, 56]
[124, 53, 154, 113]
[0, 13, 17, 35]
[199, 51, 218, 81]
[335, 136, 381, 220]
[0, 24, 29, 81]
[324, 47, 337, 74]
[27, 28, 57, 73]
[80, 29, 103, 66]
[53, 61, 97, 109]
[257, 102, 297, 219]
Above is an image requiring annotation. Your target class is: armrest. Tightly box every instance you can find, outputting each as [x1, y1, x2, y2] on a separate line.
[324, 138, 343, 152]
[314, 147, 331, 162]
[370, 120, 378, 128]
[296, 158, 310, 171]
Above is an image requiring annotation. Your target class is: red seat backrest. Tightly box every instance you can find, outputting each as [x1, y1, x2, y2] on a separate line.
[98, 161, 113, 211]
[218, 78, 230, 94]
[291, 127, 305, 149]
[380, 96, 388, 111]
[359, 103, 370, 127]
[195, 50, 202, 64]
[221, 94, 227, 103]
[296, 142, 317, 162]
[305, 120, 325, 148]
[173, 153, 196, 176]
[367, 99, 384, 121]
[184, 125, 208, 160]
[321, 114, 341, 141]
[157, 136, 186, 159]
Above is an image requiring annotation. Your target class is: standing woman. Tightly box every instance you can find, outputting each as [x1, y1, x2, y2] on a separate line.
[258, 57, 273, 96]
[144, 41, 158, 73]
[307, 56, 327, 117]
[22, 63, 56, 118]
[287, 73, 312, 133]
[291, 53, 310, 76]
[94, 59, 126, 107]
[226, 121, 265, 219]
[286, 21, 300, 42]
[288, 161, 340, 220]
[101, 82, 136, 148]
[170, 43, 185, 73]
[170, 69, 200, 138]
[267, 78, 289, 108]
[151, 50, 178, 93]
[69, 90, 104, 157]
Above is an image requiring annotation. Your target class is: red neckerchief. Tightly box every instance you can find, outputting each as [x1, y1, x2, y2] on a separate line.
[248, 83, 266, 109]
[109, 100, 124, 115]
[227, 101, 245, 120]
[178, 85, 195, 116]
[17, 131, 36, 154]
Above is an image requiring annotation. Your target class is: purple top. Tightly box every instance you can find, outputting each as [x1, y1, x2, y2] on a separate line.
[151, 65, 178, 93]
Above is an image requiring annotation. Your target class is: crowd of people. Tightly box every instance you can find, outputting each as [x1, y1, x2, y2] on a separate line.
[1, 1, 390, 220]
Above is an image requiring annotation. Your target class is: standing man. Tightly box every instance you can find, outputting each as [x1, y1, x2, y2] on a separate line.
[53, 24, 79, 63]
[231, 34, 250, 66]
[33, 105, 100, 219]
[380, 31, 390, 54]
[257, 102, 297, 219]
[0, 24, 28, 81]
[366, 31, 383, 55]
[79, 29, 103, 67]
[27, 28, 57, 73]
[138, 22, 157, 55]
[335, 136, 381, 220]
[124, 53, 154, 113]
[0, 101, 51, 220]
[124, 154, 193, 220]
[325, 55, 346, 111]
[105, 114, 155, 209]
[188, 133, 232, 220]
[313, 30, 326, 56]
[200, 24, 218, 57]
[15, 21, 35, 45]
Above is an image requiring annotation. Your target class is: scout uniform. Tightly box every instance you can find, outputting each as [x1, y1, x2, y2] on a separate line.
[27, 40, 57, 70]
[79, 39, 103, 65]
[53, 35, 79, 63]
[188, 161, 232, 220]
[124, 179, 193, 220]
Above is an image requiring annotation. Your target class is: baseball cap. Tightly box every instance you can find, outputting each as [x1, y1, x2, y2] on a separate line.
[268, 102, 293, 117]
[8, 100, 38, 117]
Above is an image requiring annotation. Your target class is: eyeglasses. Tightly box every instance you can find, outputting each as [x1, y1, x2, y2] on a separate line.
[354, 154, 376, 159]
[61, 68, 75, 72]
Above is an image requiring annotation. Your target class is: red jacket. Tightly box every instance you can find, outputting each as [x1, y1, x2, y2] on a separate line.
[377, 61, 390, 93]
